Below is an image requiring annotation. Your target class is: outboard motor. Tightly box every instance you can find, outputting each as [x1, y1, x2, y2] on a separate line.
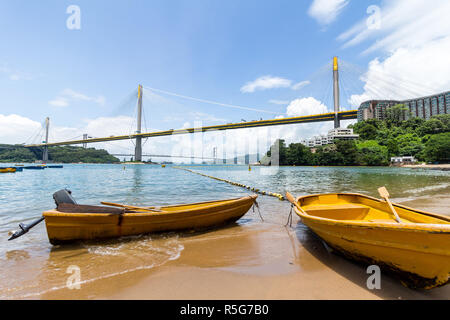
[53, 189, 77, 206]
[9, 189, 78, 241]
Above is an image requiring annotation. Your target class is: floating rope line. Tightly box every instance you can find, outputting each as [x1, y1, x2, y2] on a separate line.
[173, 167, 285, 201]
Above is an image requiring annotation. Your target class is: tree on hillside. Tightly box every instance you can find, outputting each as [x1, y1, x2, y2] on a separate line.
[421, 132, 450, 163]
[395, 133, 424, 157]
[356, 140, 389, 166]
[356, 123, 378, 140]
[385, 104, 411, 126]
[285, 143, 313, 166]
[386, 138, 399, 157]
[417, 114, 450, 136]
[315, 144, 344, 166]
[335, 140, 359, 165]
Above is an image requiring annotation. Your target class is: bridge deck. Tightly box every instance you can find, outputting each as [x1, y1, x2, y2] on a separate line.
[25, 110, 357, 147]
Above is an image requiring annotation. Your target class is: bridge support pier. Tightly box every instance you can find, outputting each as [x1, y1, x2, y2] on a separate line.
[134, 85, 143, 162]
[256, 133, 260, 163]
[42, 117, 50, 162]
[43, 147, 48, 162]
[244, 132, 249, 165]
[223, 133, 227, 164]
[83, 134, 88, 148]
[233, 141, 237, 164]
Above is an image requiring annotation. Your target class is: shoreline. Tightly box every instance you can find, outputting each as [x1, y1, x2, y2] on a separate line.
[400, 163, 450, 171]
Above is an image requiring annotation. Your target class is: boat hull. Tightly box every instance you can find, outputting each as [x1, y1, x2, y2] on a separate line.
[43, 195, 257, 244]
[294, 193, 450, 289]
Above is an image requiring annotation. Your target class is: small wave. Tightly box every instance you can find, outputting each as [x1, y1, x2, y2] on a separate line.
[402, 183, 450, 195]
[86, 244, 124, 256]
[1, 240, 184, 300]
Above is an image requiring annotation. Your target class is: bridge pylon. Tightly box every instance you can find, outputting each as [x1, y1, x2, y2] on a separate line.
[135, 84, 143, 162]
[42, 117, 50, 162]
[333, 56, 340, 129]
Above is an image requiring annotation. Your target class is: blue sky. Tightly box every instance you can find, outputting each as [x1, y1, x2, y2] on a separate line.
[1, 0, 449, 159]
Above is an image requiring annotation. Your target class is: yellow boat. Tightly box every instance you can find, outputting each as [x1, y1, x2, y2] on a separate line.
[0, 168, 16, 173]
[43, 194, 257, 244]
[289, 192, 450, 289]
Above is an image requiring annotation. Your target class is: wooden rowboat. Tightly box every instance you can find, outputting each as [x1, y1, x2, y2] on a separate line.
[43, 194, 257, 244]
[289, 192, 450, 289]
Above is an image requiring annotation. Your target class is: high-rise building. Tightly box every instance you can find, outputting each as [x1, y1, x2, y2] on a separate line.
[357, 91, 449, 122]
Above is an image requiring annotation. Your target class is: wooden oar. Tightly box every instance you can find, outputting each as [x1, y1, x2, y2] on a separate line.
[101, 201, 162, 212]
[285, 192, 307, 215]
[377, 187, 402, 223]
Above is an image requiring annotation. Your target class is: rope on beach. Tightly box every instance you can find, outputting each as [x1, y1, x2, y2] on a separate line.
[285, 205, 294, 227]
[173, 166, 285, 201]
[252, 200, 264, 222]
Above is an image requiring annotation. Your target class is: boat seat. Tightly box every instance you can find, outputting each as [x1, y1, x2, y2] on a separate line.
[56, 203, 136, 215]
[304, 203, 370, 220]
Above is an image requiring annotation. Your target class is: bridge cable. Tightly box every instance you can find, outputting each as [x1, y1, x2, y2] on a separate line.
[143, 86, 280, 115]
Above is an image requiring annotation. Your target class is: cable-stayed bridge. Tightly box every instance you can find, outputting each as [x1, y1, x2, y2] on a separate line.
[24, 57, 361, 162]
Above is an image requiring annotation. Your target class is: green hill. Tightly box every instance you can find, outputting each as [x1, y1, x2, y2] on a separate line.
[0, 144, 120, 163]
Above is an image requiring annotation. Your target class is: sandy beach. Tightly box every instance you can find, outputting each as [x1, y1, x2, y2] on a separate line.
[33, 196, 449, 300]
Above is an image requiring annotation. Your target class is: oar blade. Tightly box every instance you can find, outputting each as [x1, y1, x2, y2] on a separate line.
[377, 186, 390, 199]
[285, 191, 296, 205]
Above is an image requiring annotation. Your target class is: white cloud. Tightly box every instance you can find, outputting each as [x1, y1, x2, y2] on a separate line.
[291, 80, 311, 91]
[189, 112, 227, 123]
[348, 39, 450, 105]
[241, 76, 311, 93]
[308, 0, 349, 25]
[269, 100, 290, 105]
[9, 73, 32, 81]
[240, 76, 292, 93]
[286, 97, 329, 117]
[49, 89, 106, 107]
[0, 114, 42, 144]
[341, 1, 450, 106]
[0, 65, 33, 81]
[338, 0, 450, 54]
[49, 97, 69, 107]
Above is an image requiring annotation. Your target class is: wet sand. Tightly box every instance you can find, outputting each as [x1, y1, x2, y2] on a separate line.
[32, 196, 449, 300]
[401, 164, 450, 171]
[101, 224, 449, 300]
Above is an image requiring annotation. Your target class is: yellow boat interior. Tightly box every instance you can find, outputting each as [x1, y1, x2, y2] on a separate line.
[297, 193, 450, 225]
[52, 195, 258, 216]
